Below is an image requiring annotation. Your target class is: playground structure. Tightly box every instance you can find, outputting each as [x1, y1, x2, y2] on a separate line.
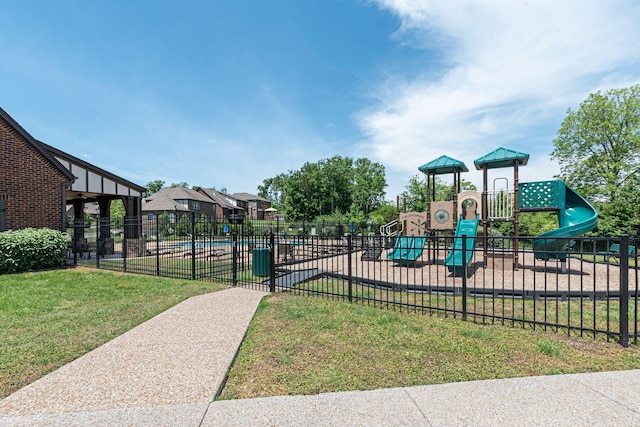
[385, 147, 599, 275]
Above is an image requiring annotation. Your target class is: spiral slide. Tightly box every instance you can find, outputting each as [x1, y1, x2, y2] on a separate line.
[523, 181, 598, 260]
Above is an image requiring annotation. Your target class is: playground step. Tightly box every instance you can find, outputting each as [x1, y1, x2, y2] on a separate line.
[361, 247, 384, 261]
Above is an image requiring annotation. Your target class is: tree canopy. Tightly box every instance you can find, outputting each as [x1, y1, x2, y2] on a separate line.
[552, 85, 640, 203]
[552, 84, 640, 236]
[258, 155, 387, 221]
[146, 180, 165, 195]
[400, 175, 477, 213]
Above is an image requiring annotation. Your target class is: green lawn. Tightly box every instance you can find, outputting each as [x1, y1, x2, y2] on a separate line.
[0, 267, 228, 399]
[219, 293, 640, 400]
[2, 268, 639, 403]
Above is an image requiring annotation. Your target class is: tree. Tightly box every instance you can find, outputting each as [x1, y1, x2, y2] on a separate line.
[401, 175, 428, 212]
[110, 199, 126, 219]
[258, 173, 287, 209]
[157, 212, 172, 237]
[369, 203, 397, 228]
[195, 213, 213, 236]
[170, 182, 190, 188]
[146, 180, 165, 195]
[260, 155, 388, 221]
[176, 214, 192, 236]
[552, 85, 640, 204]
[401, 175, 476, 212]
[351, 158, 387, 214]
[594, 175, 640, 236]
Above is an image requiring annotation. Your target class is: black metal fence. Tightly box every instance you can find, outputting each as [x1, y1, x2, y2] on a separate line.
[68, 214, 639, 347]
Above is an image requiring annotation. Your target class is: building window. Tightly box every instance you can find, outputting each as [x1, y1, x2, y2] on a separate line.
[147, 214, 153, 220]
[192, 201, 200, 210]
[169, 212, 175, 223]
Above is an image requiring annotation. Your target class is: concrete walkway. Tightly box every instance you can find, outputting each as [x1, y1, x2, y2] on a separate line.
[1, 287, 639, 426]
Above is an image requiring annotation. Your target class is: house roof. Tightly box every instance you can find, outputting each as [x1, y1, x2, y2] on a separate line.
[65, 203, 100, 216]
[474, 147, 529, 170]
[418, 155, 469, 175]
[0, 107, 74, 182]
[199, 188, 243, 210]
[142, 194, 190, 212]
[146, 186, 212, 203]
[231, 192, 270, 203]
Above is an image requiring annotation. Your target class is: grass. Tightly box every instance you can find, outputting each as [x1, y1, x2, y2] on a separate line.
[292, 279, 639, 339]
[0, 267, 228, 399]
[2, 268, 640, 403]
[219, 293, 640, 400]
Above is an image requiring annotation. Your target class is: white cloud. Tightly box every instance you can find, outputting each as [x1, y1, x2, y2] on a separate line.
[363, 0, 640, 198]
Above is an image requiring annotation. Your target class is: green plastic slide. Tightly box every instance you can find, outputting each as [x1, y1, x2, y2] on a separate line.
[526, 181, 598, 260]
[387, 234, 427, 265]
[445, 215, 479, 275]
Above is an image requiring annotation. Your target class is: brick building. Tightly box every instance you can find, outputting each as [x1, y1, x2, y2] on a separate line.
[0, 107, 145, 235]
[231, 193, 272, 220]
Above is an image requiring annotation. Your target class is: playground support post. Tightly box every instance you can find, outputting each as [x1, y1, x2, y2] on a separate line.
[462, 234, 467, 321]
[513, 159, 520, 270]
[481, 164, 488, 267]
[452, 167, 461, 233]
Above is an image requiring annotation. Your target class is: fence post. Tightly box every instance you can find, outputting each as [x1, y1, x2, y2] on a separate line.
[191, 212, 196, 280]
[155, 214, 160, 276]
[620, 234, 630, 347]
[72, 221, 78, 266]
[122, 219, 127, 273]
[232, 232, 238, 286]
[269, 230, 276, 292]
[348, 234, 353, 303]
[96, 216, 101, 269]
[462, 234, 468, 322]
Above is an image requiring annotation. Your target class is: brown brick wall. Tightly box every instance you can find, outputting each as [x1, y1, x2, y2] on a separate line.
[0, 116, 70, 231]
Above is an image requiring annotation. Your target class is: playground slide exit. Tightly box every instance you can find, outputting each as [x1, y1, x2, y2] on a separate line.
[528, 180, 598, 260]
[445, 215, 480, 274]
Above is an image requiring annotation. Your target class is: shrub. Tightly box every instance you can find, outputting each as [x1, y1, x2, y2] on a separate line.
[0, 228, 67, 274]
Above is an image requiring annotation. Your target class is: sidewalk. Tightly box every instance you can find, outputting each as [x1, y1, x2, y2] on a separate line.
[1, 286, 639, 426]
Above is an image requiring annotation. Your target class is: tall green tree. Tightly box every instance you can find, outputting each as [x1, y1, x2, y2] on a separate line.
[401, 175, 476, 212]
[146, 180, 165, 195]
[352, 158, 386, 215]
[552, 85, 640, 204]
[258, 173, 288, 210]
[260, 155, 387, 221]
[110, 199, 126, 220]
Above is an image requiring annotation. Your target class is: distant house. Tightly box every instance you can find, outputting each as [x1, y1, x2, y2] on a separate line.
[66, 203, 100, 223]
[231, 193, 272, 220]
[198, 188, 244, 220]
[0, 107, 145, 235]
[142, 187, 216, 223]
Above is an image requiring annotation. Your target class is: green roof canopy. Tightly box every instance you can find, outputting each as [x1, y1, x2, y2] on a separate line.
[418, 155, 469, 175]
[473, 147, 529, 170]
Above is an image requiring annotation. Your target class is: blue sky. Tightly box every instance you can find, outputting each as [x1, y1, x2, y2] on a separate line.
[2, 1, 640, 199]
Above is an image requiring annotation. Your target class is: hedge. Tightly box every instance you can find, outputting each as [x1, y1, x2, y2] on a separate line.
[0, 228, 67, 274]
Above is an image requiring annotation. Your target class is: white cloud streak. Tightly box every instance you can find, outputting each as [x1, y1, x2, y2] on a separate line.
[362, 0, 640, 195]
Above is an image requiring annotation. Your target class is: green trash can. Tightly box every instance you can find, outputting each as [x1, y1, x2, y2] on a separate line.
[252, 248, 270, 277]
